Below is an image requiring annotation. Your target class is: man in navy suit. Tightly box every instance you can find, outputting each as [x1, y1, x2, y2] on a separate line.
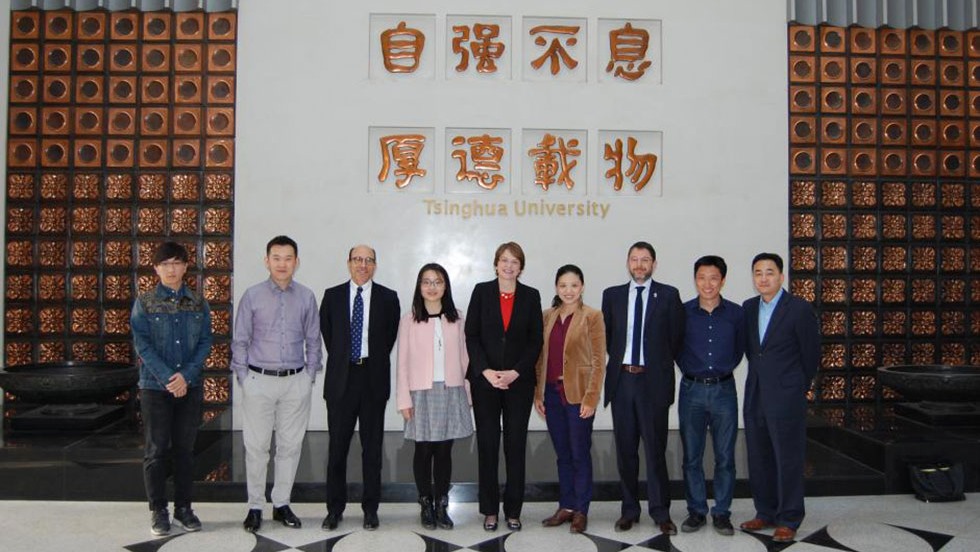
[602, 241, 685, 535]
[739, 253, 819, 543]
[319, 245, 400, 531]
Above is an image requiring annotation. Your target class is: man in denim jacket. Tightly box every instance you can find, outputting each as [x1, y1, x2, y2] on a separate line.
[131, 241, 213, 536]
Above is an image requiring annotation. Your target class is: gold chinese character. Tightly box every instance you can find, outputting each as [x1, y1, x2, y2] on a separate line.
[452, 134, 505, 190]
[452, 24, 505, 73]
[378, 134, 427, 188]
[528, 133, 580, 191]
[381, 21, 426, 73]
[606, 23, 652, 81]
[529, 25, 579, 75]
[604, 137, 657, 191]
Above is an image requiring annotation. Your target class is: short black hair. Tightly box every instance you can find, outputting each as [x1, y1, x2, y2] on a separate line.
[628, 241, 656, 261]
[694, 255, 727, 278]
[267, 235, 298, 256]
[751, 252, 784, 273]
[153, 241, 189, 265]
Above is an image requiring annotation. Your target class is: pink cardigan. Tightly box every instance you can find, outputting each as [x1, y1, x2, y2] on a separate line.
[395, 311, 470, 411]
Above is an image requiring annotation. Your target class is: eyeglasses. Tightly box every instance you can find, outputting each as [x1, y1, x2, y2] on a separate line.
[421, 279, 445, 288]
[349, 256, 376, 265]
[157, 261, 187, 269]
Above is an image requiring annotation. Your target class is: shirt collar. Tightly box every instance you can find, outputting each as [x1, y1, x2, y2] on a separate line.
[761, 288, 784, 307]
[630, 278, 651, 292]
[350, 280, 373, 293]
[265, 278, 294, 292]
[156, 282, 191, 299]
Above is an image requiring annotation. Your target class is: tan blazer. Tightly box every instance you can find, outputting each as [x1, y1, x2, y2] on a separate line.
[534, 303, 606, 409]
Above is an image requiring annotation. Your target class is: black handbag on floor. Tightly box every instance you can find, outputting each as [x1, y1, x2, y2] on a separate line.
[908, 460, 966, 503]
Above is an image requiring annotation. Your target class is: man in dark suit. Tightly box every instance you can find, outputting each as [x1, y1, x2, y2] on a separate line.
[319, 245, 400, 531]
[739, 253, 819, 543]
[602, 241, 685, 535]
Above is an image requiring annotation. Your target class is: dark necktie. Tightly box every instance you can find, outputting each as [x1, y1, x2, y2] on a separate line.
[351, 286, 364, 361]
[632, 286, 644, 365]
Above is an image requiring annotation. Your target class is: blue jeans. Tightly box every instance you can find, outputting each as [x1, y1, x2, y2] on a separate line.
[544, 383, 594, 513]
[678, 376, 737, 518]
[141, 386, 203, 511]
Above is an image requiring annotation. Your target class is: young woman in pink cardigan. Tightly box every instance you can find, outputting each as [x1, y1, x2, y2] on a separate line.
[396, 263, 473, 530]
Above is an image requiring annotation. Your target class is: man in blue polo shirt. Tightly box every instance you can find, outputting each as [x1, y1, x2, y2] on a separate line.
[677, 255, 745, 536]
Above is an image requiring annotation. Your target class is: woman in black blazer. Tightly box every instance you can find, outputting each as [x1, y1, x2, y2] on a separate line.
[465, 241, 543, 531]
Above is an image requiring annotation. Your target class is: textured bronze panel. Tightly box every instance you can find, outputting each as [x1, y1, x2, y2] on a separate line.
[821, 87, 846, 113]
[911, 214, 936, 239]
[821, 182, 847, 207]
[10, 107, 37, 135]
[821, 246, 847, 271]
[7, 241, 33, 267]
[911, 150, 937, 176]
[141, 44, 170, 73]
[137, 207, 166, 235]
[791, 213, 816, 239]
[790, 55, 816, 82]
[940, 121, 966, 147]
[820, 56, 846, 83]
[820, 375, 846, 401]
[851, 375, 876, 400]
[106, 140, 134, 168]
[851, 118, 876, 144]
[851, 87, 876, 114]
[5, 341, 32, 366]
[104, 241, 132, 268]
[911, 29, 936, 56]
[880, 58, 906, 84]
[104, 207, 132, 234]
[107, 107, 136, 136]
[104, 342, 132, 363]
[883, 343, 906, 365]
[71, 174, 99, 201]
[38, 274, 66, 301]
[911, 311, 937, 335]
[174, 43, 202, 72]
[941, 60, 965, 86]
[38, 240, 65, 268]
[912, 342, 935, 364]
[939, 30, 964, 56]
[883, 182, 907, 207]
[881, 88, 906, 114]
[137, 274, 157, 293]
[204, 241, 232, 270]
[75, 76, 103, 104]
[974, 311, 980, 335]
[790, 180, 816, 207]
[71, 206, 100, 234]
[852, 214, 877, 240]
[790, 86, 816, 113]
[852, 278, 877, 303]
[205, 173, 233, 201]
[211, 308, 231, 337]
[821, 214, 847, 239]
[138, 174, 166, 200]
[852, 343, 877, 368]
[940, 90, 965, 117]
[205, 139, 234, 168]
[851, 246, 878, 272]
[38, 207, 67, 235]
[206, 108, 234, 136]
[70, 274, 98, 301]
[43, 44, 74, 73]
[38, 307, 65, 334]
[941, 343, 966, 364]
[912, 59, 936, 85]
[821, 343, 846, 370]
[790, 278, 816, 302]
[941, 183, 965, 208]
[851, 181, 876, 207]
[7, 208, 34, 234]
[791, 245, 816, 272]
[71, 242, 99, 268]
[942, 279, 966, 303]
[882, 311, 907, 335]
[5, 308, 33, 334]
[41, 138, 69, 167]
[174, 108, 201, 136]
[103, 274, 132, 302]
[11, 43, 39, 72]
[940, 151, 965, 177]
[12, 11, 40, 40]
[76, 12, 105, 40]
[176, 12, 204, 40]
[203, 275, 231, 303]
[852, 311, 876, 336]
[39, 341, 65, 363]
[138, 140, 168, 168]
[821, 278, 846, 303]
[10, 76, 39, 104]
[207, 44, 236, 73]
[77, 44, 104, 72]
[171, 174, 200, 202]
[103, 308, 130, 335]
[170, 207, 199, 234]
[6, 275, 33, 301]
[942, 247, 966, 272]
[851, 57, 876, 83]
[70, 307, 98, 335]
[942, 311, 965, 335]
[140, 77, 169, 106]
[72, 341, 98, 361]
[206, 343, 231, 370]
[110, 12, 138, 40]
[822, 311, 846, 336]
[204, 376, 230, 404]
[7, 174, 35, 200]
[174, 75, 202, 104]
[882, 214, 907, 239]
[942, 216, 965, 241]
[206, 76, 235, 105]
[973, 216, 980, 240]
[203, 207, 232, 235]
[912, 247, 937, 271]
[912, 279, 936, 303]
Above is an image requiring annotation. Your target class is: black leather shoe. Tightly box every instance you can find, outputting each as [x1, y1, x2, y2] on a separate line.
[273, 505, 301, 528]
[659, 519, 678, 536]
[435, 496, 454, 529]
[243, 509, 262, 533]
[322, 512, 342, 531]
[506, 518, 522, 531]
[712, 515, 734, 536]
[418, 496, 436, 529]
[614, 516, 639, 532]
[681, 513, 706, 533]
[363, 511, 379, 530]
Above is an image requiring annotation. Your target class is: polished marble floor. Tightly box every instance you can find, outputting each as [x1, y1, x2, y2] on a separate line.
[0, 495, 977, 552]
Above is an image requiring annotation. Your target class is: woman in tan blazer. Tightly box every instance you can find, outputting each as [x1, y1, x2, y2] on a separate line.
[534, 265, 606, 533]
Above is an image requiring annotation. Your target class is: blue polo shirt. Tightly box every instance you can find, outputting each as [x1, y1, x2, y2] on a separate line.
[677, 296, 745, 378]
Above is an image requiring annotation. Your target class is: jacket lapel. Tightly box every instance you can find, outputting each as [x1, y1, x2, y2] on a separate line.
[760, 291, 790, 349]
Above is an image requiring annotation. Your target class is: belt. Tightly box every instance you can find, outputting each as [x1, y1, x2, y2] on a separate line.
[683, 373, 733, 385]
[248, 365, 304, 377]
[350, 357, 368, 366]
[622, 364, 645, 374]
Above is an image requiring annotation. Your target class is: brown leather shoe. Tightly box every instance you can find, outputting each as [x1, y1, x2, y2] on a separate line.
[614, 516, 638, 532]
[659, 519, 677, 536]
[772, 526, 797, 542]
[739, 518, 775, 531]
[570, 512, 587, 533]
[542, 508, 575, 527]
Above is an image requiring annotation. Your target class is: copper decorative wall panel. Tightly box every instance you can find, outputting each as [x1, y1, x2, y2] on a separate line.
[789, 24, 980, 404]
[3, 9, 237, 409]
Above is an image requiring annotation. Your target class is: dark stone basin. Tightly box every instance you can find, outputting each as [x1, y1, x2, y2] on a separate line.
[0, 361, 138, 404]
[878, 364, 980, 402]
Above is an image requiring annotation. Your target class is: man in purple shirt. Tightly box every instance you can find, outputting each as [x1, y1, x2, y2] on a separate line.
[232, 236, 323, 533]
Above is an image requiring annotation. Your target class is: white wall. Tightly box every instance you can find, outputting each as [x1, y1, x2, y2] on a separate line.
[233, 0, 789, 430]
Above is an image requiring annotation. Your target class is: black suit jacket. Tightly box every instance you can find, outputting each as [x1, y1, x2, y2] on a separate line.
[601, 280, 685, 407]
[464, 280, 543, 390]
[742, 290, 819, 420]
[319, 281, 400, 405]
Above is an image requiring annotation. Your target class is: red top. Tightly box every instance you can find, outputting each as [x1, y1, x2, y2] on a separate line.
[500, 292, 515, 332]
[547, 313, 573, 383]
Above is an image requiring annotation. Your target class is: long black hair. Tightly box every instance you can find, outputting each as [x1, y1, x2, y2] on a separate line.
[411, 263, 460, 323]
[551, 264, 585, 308]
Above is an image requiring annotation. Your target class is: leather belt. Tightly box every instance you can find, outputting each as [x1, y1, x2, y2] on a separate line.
[622, 364, 646, 374]
[683, 373, 733, 385]
[350, 357, 368, 366]
[248, 365, 303, 377]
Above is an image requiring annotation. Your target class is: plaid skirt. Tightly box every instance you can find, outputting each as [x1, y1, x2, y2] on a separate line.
[404, 382, 474, 442]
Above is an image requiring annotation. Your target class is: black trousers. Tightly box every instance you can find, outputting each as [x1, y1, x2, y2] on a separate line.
[471, 381, 534, 518]
[413, 440, 454, 497]
[326, 366, 386, 515]
[141, 386, 203, 511]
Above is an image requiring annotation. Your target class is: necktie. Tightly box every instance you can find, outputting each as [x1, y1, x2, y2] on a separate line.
[632, 286, 644, 365]
[351, 286, 364, 361]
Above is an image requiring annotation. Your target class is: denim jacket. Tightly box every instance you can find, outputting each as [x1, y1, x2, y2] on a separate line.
[131, 283, 213, 391]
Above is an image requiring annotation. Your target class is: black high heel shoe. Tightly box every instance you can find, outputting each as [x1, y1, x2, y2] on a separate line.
[506, 518, 522, 531]
[484, 515, 498, 532]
